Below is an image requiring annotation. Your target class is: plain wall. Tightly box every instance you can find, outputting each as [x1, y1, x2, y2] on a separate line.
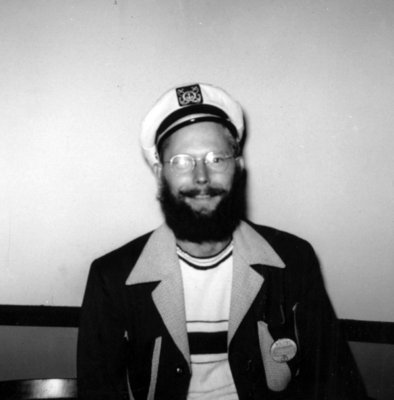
[1, 0, 394, 320]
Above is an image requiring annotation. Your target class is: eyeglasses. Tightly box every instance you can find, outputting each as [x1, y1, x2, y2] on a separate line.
[163, 152, 235, 173]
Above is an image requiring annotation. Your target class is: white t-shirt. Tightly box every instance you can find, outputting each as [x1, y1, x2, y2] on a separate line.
[177, 243, 239, 400]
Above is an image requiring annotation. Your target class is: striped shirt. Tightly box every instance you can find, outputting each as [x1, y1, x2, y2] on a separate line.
[177, 243, 238, 399]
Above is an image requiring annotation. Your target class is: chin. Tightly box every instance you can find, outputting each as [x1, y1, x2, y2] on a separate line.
[189, 204, 220, 218]
[194, 208, 215, 217]
[186, 197, 222, 213]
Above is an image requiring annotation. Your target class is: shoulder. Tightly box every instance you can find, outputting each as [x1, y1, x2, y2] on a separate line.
[245, 220, 317, 263]
[246, 220, 312, 247]
[97, 231, 153, 263]
[89, 230, 154, 281]
[246, 221, 323, 295]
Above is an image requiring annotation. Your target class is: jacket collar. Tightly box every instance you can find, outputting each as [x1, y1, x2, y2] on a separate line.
[126, 221, 285, 367]
[126, 221, 284, 286]
[126, 223, 179, 285]
[233, 221, 285, 269]
[229, 222, 284, 345]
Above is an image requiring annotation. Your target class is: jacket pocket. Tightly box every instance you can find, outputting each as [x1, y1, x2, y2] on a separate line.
[257, 321, 291, 392]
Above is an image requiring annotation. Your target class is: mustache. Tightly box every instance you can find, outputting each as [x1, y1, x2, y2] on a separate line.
[179, 186, 226, 198]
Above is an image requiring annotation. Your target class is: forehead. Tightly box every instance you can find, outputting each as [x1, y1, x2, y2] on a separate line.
[161, 121, 233, 156]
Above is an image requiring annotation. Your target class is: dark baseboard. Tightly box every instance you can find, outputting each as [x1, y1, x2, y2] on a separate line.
[0, 305, 393, 344]
[0, 305, 79, 328]
[340, 319, 394, 344]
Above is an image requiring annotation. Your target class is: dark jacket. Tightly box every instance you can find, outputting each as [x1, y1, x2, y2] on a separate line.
[77, 221, 367, 400]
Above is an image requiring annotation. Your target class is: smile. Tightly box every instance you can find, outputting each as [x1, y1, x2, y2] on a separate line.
[180, 187, 226, 199]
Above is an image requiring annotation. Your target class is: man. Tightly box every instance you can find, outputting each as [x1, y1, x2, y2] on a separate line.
[77, 83, 367, 399]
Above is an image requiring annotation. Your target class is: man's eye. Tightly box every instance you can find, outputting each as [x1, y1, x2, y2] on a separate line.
[211, 156, 224, 164]
[173, 156, 192, 168]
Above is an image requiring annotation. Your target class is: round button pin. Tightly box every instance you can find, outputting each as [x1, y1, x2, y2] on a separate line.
[270, 338, 297, 363]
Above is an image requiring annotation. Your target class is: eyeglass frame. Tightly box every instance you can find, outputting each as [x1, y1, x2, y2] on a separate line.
[162, 152, 237, 173]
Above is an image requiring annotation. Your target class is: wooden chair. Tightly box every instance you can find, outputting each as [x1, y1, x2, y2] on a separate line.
[0, 378, 76, 399]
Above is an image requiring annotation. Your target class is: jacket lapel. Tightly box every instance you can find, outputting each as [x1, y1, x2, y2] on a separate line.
[125, 221, 285, 366]
[228, 222, 285, 345]
[125, 225, 190, 368]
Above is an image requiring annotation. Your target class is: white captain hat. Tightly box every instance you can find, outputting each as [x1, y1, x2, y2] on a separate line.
[140, 83, 245, 167]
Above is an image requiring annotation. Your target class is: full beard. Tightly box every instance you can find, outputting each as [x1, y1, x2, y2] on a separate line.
[158, 170, 247, 243]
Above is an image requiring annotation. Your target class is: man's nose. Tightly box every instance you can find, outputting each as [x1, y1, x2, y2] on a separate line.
[193, 160, 209, 184]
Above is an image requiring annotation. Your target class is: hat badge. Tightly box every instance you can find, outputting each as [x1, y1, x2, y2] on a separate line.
[176, 84, 203, 107]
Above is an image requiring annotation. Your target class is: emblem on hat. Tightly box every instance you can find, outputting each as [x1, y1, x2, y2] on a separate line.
[176, 84, 203, 107]
[270, 338, 297, 363]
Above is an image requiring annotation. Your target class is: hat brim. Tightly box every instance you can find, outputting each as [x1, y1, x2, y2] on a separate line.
[156, 106, 238, 150]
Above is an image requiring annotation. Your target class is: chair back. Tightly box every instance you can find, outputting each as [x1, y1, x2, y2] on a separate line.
[0, 378, 76, 399]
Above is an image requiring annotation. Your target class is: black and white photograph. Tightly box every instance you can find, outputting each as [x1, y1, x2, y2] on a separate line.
[1, 1, 393, 399]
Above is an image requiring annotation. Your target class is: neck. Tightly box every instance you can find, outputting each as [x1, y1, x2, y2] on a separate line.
[176, 237, 232, 257]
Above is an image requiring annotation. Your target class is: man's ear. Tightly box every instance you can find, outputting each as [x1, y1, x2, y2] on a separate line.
[236, 156, 245, 170]
[152, 163, 162, 184]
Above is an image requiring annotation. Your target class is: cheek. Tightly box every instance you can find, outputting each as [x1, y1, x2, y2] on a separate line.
[162, 170, 189, 192]
[211, 169, 237, 189]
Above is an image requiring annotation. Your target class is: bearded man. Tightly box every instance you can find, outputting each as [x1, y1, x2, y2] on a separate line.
[77, 83, 367, 400]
